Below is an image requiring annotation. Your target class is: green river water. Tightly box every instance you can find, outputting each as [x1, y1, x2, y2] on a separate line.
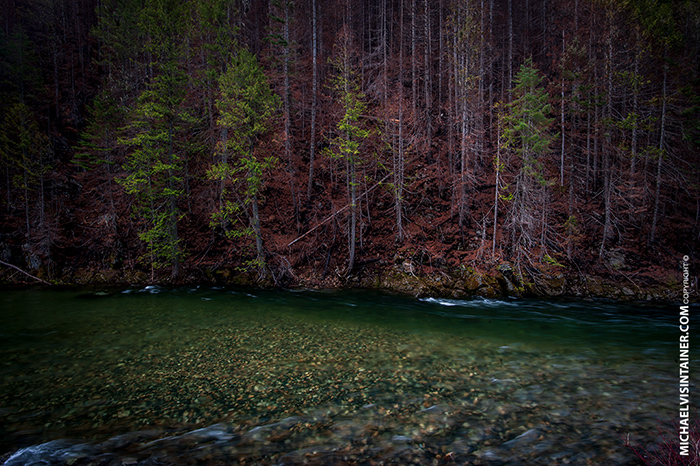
[0, 287, 696, 465]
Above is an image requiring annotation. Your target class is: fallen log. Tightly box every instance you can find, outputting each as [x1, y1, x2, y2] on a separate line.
[288, 173, 392, 247]
[0, 259, 52, 285]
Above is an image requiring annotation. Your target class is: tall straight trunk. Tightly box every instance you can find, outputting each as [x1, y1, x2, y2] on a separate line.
[541, 0, 547, 58]
[342, 25, 357, 274]
[630, 35, 640, 177]
[478, 0, 485, 165]
[488, 0, 493, 129]
[560, 30, 565, 186]
[567, 131, 575, 260]
[599, 13, 614, 257]
[650, 53, 668, 244]
[586, 101, 591, 193]
[219, 127, 230, 218]
[148, 176, 155, 283]
[458, 4, 471, 229]
[283, 4, 298, 221]
[201, 37, 214, 130]
[492, 122, 501, 256]
[411, 0, 417, 121]
[438, 0, 443, 107]
[23, 159, 30, 240]
[396, 104, 404, 242]
[396, 0, 405, 242]
[424, 0, 431, 154]
[39, 150, 45, 234]
[450, 18, 458, 217]
[593, 66, 599, 187]
[167, 122, 179, 279]
[524, 0, 529, 56]
[599, 147, 611, 257]
[459, 96, 469, 228]
[307, 0, 318, 201]
[250, 192, 265, 268]
[347, 114, 357, 274]
[248, 135, 265, 273]
[53, 42, 60, 120]
[5, 166, 10, 214]
[348, 163, 357, 272]
[382, 0, 388, 102]
[507, 0, 513, 98]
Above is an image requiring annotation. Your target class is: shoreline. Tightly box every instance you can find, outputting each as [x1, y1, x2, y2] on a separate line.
[0, 262, 685, 304]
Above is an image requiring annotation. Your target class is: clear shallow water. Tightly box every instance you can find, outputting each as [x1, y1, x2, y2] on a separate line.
[0, 287, 695, 465]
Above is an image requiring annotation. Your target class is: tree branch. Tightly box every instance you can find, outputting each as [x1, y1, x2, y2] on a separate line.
[0, 259, 52, 285]
[288, 173, 392, 247]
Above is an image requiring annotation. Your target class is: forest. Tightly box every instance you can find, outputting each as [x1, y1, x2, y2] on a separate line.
[0, 0, 699, 296]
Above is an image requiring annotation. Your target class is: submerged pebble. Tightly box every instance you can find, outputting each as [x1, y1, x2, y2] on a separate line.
[0, 289, 679, 466]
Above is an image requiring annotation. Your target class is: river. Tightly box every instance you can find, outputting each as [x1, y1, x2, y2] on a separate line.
[0, 287, 694, 465]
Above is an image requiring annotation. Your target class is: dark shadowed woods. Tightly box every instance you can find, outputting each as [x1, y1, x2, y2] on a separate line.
[1, 0, 699, 298]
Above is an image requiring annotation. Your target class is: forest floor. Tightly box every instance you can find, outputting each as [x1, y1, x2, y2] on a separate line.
[0, 158, 693, 303]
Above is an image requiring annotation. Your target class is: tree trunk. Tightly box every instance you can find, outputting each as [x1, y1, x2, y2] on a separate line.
[476, 0, 485, 167]
[650, 53, 668, 244]
[307, 0, 318, 201]
[599, 13, 614, 257]
[348, 165, 357, 273]
[168, 122, 179, 279]
[630, 35, 640, 178]
[560, 30, 565, 186]
[438, 0, 443, 107]
[507, 0, 513, 98]
[283, 3, 298, 222]
[411, 0, 417, 121]
[396, 0, 405, 242]
[492, 122, 501, 256]
[250, 192, 265, 270]
[23, 158, 30, 240]
[424, 0, 431, 154]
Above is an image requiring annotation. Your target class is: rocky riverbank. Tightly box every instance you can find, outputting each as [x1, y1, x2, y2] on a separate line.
[2, 256, 685, 304]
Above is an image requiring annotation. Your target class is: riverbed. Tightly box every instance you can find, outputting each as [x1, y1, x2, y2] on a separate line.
[0, 287, 693, 465]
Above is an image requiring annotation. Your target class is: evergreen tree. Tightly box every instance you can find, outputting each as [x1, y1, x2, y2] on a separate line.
[0, 103, 52, 242]
[209, 48, 280, 275]
[73, 91, 125, 260]
[328, 26, 370, 274]
[92, 0, 145, 97]
[117, 0, 193, 281]
[196, 0, 239, 129]
[502, 58, 555, 272]
[0, 27, 46, 233]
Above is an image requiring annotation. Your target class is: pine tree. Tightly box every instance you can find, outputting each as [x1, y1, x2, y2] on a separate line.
[117, 0, 193, 281]
[328, 25, 370, 274]
[73, 91, 124, 257]
[209, 47, 280, 275]
[0, 103, 52, 242]
[92, 0, 145, 97]
[502, 58, 555, 272]
[196, 0, 239, 130]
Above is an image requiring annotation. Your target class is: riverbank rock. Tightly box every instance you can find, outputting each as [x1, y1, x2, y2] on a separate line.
[534, 273, 566, 296]
[496, 262, 522, 297]
[4, 256, 684, 304]
[373, 265, 504, 299]
[375, 266, 434, 297]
